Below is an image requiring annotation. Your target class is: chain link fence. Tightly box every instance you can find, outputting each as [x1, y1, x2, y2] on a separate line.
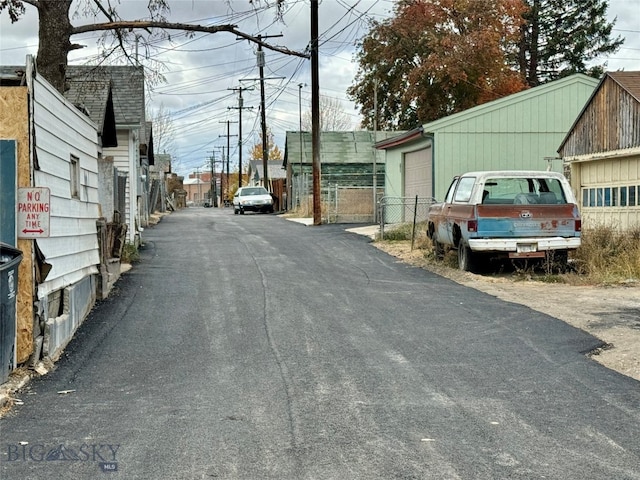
[289, 173, 384, 224]
[378, 196, 436, 238]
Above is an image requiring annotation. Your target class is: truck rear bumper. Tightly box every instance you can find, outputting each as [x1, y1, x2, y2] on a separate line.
[468, 237, 581, 253]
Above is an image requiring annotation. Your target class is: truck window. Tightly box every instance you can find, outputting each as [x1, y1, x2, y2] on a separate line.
[453, 177, 476, 203]
[444, 178, 459, 203]
[483, 177, 567, 204]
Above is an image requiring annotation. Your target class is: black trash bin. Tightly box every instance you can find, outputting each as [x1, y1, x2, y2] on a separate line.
[0, 243, 22, 384]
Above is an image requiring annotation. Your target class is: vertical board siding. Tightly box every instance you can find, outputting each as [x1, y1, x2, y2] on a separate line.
[561, 77, 640, 156]
[428, 76, 598, 199]
[31, 69, 100, 299]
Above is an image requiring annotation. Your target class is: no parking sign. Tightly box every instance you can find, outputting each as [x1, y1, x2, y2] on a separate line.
[18, 187, 50, 238]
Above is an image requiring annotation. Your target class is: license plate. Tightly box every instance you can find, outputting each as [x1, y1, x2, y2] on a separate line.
[517, 243, 536, 253]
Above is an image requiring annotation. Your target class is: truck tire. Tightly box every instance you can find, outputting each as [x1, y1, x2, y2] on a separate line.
[458, 241, 475, 272]
[432, 237, 445, 260]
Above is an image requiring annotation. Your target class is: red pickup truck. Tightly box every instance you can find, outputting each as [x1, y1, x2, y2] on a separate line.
[426, 171, 582, 272]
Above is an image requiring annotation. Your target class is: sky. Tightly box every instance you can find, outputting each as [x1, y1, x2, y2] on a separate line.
[1, 0, 639, 178]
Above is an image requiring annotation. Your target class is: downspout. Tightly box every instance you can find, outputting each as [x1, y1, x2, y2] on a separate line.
[423, 132, 435, 200]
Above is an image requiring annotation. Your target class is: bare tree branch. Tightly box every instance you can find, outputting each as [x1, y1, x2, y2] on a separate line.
[71, 20, 310, 59]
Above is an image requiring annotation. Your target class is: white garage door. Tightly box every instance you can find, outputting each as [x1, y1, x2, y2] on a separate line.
[404, 147, 432, 199]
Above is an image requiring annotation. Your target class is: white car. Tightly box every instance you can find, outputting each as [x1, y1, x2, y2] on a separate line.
[233, 186, 274, 215]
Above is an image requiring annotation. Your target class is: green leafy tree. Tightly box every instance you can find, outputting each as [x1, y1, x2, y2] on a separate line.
[348, 0, 528, 130]
[518, 0, 623, 86]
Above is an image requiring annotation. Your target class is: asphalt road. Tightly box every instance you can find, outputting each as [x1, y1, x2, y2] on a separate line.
[2, 208, 640, 479]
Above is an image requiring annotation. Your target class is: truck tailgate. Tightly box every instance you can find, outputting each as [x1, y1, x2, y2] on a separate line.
[474, 204, 580, 238]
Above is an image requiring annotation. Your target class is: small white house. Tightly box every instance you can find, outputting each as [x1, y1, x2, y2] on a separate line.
[0, 56, 103, 369]
[67, 65, 149, 246]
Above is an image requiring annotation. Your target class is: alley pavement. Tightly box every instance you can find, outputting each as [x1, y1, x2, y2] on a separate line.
[2, 208, 640, 479]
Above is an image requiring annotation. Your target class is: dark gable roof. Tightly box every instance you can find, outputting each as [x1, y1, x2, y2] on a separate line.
[64, 78, 111, 126]
[66, 65, 146, 138]
[0, 64, 118, 147]
[64, 78, 117, 147]
[608, 71, 640, 103]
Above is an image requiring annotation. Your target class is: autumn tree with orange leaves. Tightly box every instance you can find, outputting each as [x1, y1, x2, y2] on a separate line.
[348, 0, 528, 130]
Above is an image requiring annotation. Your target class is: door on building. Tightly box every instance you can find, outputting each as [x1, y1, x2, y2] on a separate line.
[0, 140, 17, 246]
[403, 147, 432, 221]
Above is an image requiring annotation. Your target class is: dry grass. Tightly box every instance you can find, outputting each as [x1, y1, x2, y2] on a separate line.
[376, 222, 640, 285]
[570, 225, 640, 284]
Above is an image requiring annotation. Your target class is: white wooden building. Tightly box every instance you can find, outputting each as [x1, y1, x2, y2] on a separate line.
[559, 71, 640, 230]
[0, 56, 101, 368]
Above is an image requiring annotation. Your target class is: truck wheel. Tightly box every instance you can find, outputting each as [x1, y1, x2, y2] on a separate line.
[432, 237, 445, 260]
[458, 242, 475, 272]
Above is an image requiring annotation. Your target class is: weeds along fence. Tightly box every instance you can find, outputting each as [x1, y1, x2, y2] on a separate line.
[378, 196, 436, 240]
[323, 185, 384, 224]
[290, 173, 385, 224]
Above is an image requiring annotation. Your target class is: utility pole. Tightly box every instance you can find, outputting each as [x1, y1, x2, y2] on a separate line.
[372, 78, 379, 223]
[311, 0, 321, 225]
[298, 83, 306, 208]
[219, 120, 238, 199]
[214, 146, 224, 205]
[210, 150, 222, 207]
[195, 167, 201, 205]
[229, 87, 253, 190]
[257, 34, 283, 189]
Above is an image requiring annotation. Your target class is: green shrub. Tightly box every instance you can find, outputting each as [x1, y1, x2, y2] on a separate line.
[121, 243, 140, 263]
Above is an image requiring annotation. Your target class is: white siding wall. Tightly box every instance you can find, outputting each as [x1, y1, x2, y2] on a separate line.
[575, 153, 640, 230]
[30, 67, 101, 300]
[104, 129, 139, 243]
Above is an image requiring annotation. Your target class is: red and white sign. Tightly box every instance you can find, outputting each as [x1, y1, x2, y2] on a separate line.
[18, 187, 50, 238]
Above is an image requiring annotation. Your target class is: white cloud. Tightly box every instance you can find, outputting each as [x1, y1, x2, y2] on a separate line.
[1, 0, 638, 176]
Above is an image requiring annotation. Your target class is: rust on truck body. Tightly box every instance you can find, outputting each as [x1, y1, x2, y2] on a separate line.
[427, 171, 582, 272]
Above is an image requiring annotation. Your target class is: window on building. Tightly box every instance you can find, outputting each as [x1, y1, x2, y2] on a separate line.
[620, 187, 627, 207]
[70, 155, 79, 199]
[630, 186, 636, 207]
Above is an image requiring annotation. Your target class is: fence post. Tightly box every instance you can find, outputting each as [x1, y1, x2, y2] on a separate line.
[379, 197, 385, 239]
[411, 195, 418, 250]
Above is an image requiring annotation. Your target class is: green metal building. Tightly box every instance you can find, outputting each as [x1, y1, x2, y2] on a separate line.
[375, 74, 599, 203]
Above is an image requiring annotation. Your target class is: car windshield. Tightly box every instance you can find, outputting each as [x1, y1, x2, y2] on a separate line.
[241, 188, 269, 196]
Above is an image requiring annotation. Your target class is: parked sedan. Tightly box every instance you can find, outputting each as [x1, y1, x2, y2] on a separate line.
[233, 186, 274, 214]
